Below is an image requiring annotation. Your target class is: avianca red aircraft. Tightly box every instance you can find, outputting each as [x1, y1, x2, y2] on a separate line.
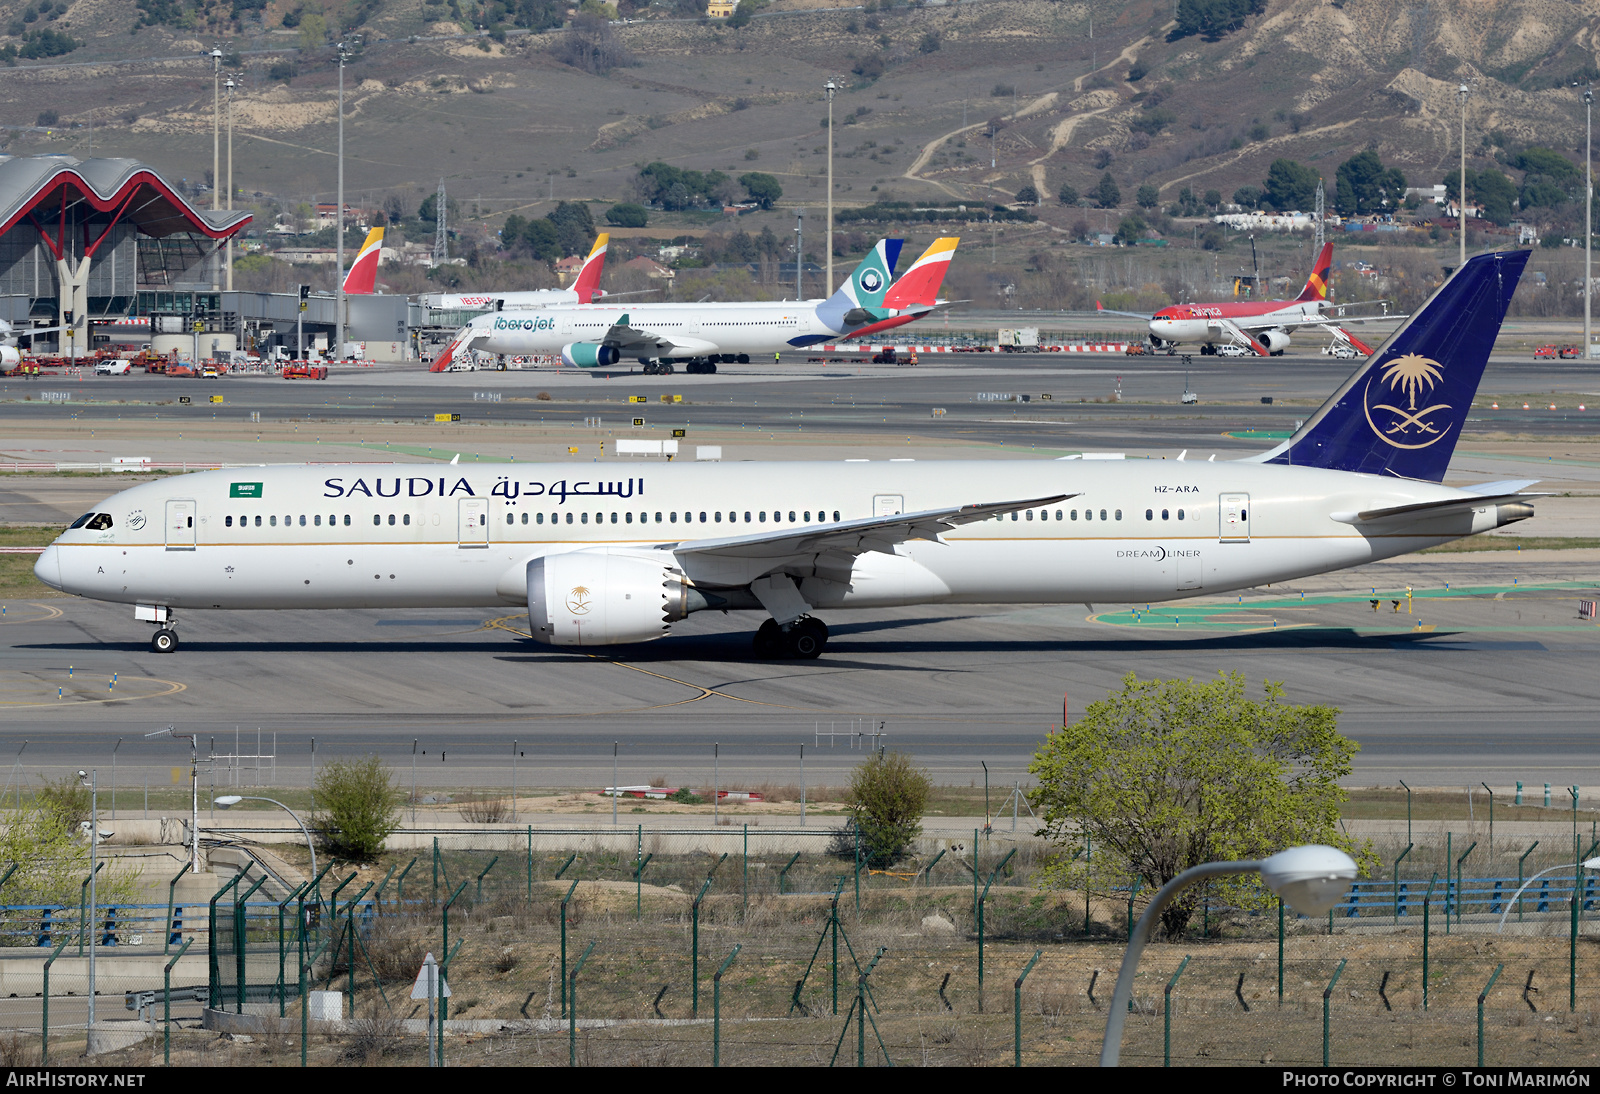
[423, 234, 612, 310]
[1098, 242, 1392, 357]
[342, 227, 385, 294]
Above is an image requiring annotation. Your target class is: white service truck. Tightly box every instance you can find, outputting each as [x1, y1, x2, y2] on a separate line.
[997, 327, 1041, 351]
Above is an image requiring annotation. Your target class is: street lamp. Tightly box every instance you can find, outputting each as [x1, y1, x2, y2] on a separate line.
[1457, 82, 1469, 273]
[77, 770, 113, 1042]
[1495, 857, 1600, 932]
[1099, 844, 1358, 1066]
[213, 795, 317, 891]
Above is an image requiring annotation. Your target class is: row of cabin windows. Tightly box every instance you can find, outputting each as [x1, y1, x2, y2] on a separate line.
[506, 510, 843, 526]
[1000, 508, 1123, 522]
[223, 514, 376, 528]
[1145, 509, 1188, 521]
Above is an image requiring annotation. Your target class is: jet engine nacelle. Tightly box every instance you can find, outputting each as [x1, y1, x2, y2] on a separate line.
[527, 549, 698, 646]
[561, 342, 620, 368]
[1258, 329, 1292, 354]
[0, 346, 18, 373]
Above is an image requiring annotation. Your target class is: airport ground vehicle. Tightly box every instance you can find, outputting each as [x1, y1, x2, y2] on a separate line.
[94, 361, 132, 376]
[282, 363, 328, 380]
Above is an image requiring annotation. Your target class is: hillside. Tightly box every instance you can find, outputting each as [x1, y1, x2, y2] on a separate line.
[0, 0, 1593, 309]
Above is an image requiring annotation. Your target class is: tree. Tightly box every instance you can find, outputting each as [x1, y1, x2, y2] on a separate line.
[1030, 671, 1373, 937]
[727, 0, 755, 26]
[382, 194, 407, 225]
[842, 751, 932, 867]
[1015, 183, 1040, 206]
[1447, 168, 1517, 226]
[739, 171, 782, 210]
[1171, 0, 1267, 41]
[1135, 183, 1159, 209]
[1261, 158, 1319, 212]
[1232, 184, 1263, 210]
[1204, 189, 1222, 209]
[918, 29, 940, 53]
[1094, 171, 1121, 209]
[1057, 182, 1079, 206]
[1334, 149, 1406, 217]
[312, 756, 401, 860]
[1112, 211, 1148, 245]
[0, 799, 142, 910]
[297, 11, 326, 50]
[555, 12, 633, 74]
[605, 202, 649, 228]
[546, 200, 597, 256]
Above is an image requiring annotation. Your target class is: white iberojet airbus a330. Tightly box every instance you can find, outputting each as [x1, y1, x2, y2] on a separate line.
[37, 250, 1538, 659]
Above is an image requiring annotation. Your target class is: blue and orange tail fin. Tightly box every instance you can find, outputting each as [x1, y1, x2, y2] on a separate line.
[1295, 241, 1334, 302]
[1256, 249, 1529, 482]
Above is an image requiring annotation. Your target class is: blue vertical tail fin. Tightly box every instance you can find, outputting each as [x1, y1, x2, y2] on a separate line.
[1255, 249, 1530, 482]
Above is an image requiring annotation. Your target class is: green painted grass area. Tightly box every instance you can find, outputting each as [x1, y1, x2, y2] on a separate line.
[0, 525, 62, 599]
[1096, 581, 1600, 629]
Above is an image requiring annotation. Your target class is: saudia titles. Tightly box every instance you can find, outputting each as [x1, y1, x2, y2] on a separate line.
[322, 475, 643, 503]
[491, 316, 558, 332]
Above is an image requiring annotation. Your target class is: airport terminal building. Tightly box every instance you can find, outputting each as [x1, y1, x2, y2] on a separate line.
[0, 154, 409, 362]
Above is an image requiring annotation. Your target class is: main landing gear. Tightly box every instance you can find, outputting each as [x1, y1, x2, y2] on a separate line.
[753, 617, 828, 659]
[640, 360, 675, 375]
[151, 627, 179, 653]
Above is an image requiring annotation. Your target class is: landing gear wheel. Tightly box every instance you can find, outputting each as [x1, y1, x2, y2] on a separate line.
[753, 619, 783, 659]
[790, 618, 826, 659]
[151, 629, 178, 653]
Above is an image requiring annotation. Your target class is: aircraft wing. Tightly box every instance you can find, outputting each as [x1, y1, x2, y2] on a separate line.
[660, 494, 1074, 588]
[1243, 313, 1408, 332]
[596, 315, 716, 356]
[1095, 301, 1152, 320]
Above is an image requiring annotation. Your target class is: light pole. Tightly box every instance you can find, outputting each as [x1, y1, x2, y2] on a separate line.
[225, 76, 236, 293]
[77, 769, 107, 1040]
[335, 39, 355, 362]
[210, 46, 223, 290]
[1495, 857, 1600, 932]
[1584, 86, 1593, 360]
[825, 78, 838, 295]
[214, 795, 317, 893]
[795, 209, 803, 300]
[145, 727, 200, 873]
[1099, 845, 1357, 1066]
[1457, 83, 1469, 272]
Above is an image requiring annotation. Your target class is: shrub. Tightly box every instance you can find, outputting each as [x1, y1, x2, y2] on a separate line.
[1015, 183, 1039, 206]
[459, 793, 508, 823]
[312, 756, 400, 859]
[34, 109, 58, 128]
[605, 202, 649, 228]
[35, 773, 87, 832]
[842, 751, 931, 867]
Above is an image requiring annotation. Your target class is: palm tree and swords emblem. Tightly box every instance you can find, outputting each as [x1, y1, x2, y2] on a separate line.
[1362, 352, 1452, 449]
[566, 585, 592, 614]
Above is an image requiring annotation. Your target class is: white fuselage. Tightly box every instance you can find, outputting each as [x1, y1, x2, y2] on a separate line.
[464, 300, 888, 359]
[432, 289, 581, 310]
[36, 459, 1505, 617]
[1148, 301, 1323, 345]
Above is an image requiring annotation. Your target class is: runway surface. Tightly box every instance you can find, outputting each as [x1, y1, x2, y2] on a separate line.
[1, 347, 1597, 794]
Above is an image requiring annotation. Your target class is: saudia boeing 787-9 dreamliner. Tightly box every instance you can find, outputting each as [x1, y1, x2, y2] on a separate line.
[36, 250, 1538, 659]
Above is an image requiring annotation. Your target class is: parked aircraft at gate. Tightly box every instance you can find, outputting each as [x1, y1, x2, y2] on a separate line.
[423, 234, 611, 311]
[427, 237, 958, 374]
[35, 250, 1536, 660]
[1098, 242, 1396, 356]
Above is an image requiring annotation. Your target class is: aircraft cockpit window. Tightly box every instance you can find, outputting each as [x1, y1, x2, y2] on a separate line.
[85, 513, 113, 530]
[68, 513, 94, 529]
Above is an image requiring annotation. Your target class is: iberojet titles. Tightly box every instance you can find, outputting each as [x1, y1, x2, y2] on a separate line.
[491, 316, 558, 332]
[322, 475, 642, 504]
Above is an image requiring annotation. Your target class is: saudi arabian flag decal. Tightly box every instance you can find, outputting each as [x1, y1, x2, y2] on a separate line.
[230, 482, 264, 499]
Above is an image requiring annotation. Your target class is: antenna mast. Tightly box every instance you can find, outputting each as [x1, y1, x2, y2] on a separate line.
[433, 178, 448, 266]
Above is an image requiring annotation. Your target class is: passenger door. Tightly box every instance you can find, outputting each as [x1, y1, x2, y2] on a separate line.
[873, 494, 904, 517]
[164, 499, 196, 551]
[457, 498, 489, 548]
[1219, 493, 1250, 543]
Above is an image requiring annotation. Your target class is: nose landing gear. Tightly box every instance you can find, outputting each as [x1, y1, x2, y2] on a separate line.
[151, 628, 179, 653]
[753, 616, 828, 659]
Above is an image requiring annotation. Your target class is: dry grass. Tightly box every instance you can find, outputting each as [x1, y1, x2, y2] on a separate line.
[459, 794, 510, 824]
